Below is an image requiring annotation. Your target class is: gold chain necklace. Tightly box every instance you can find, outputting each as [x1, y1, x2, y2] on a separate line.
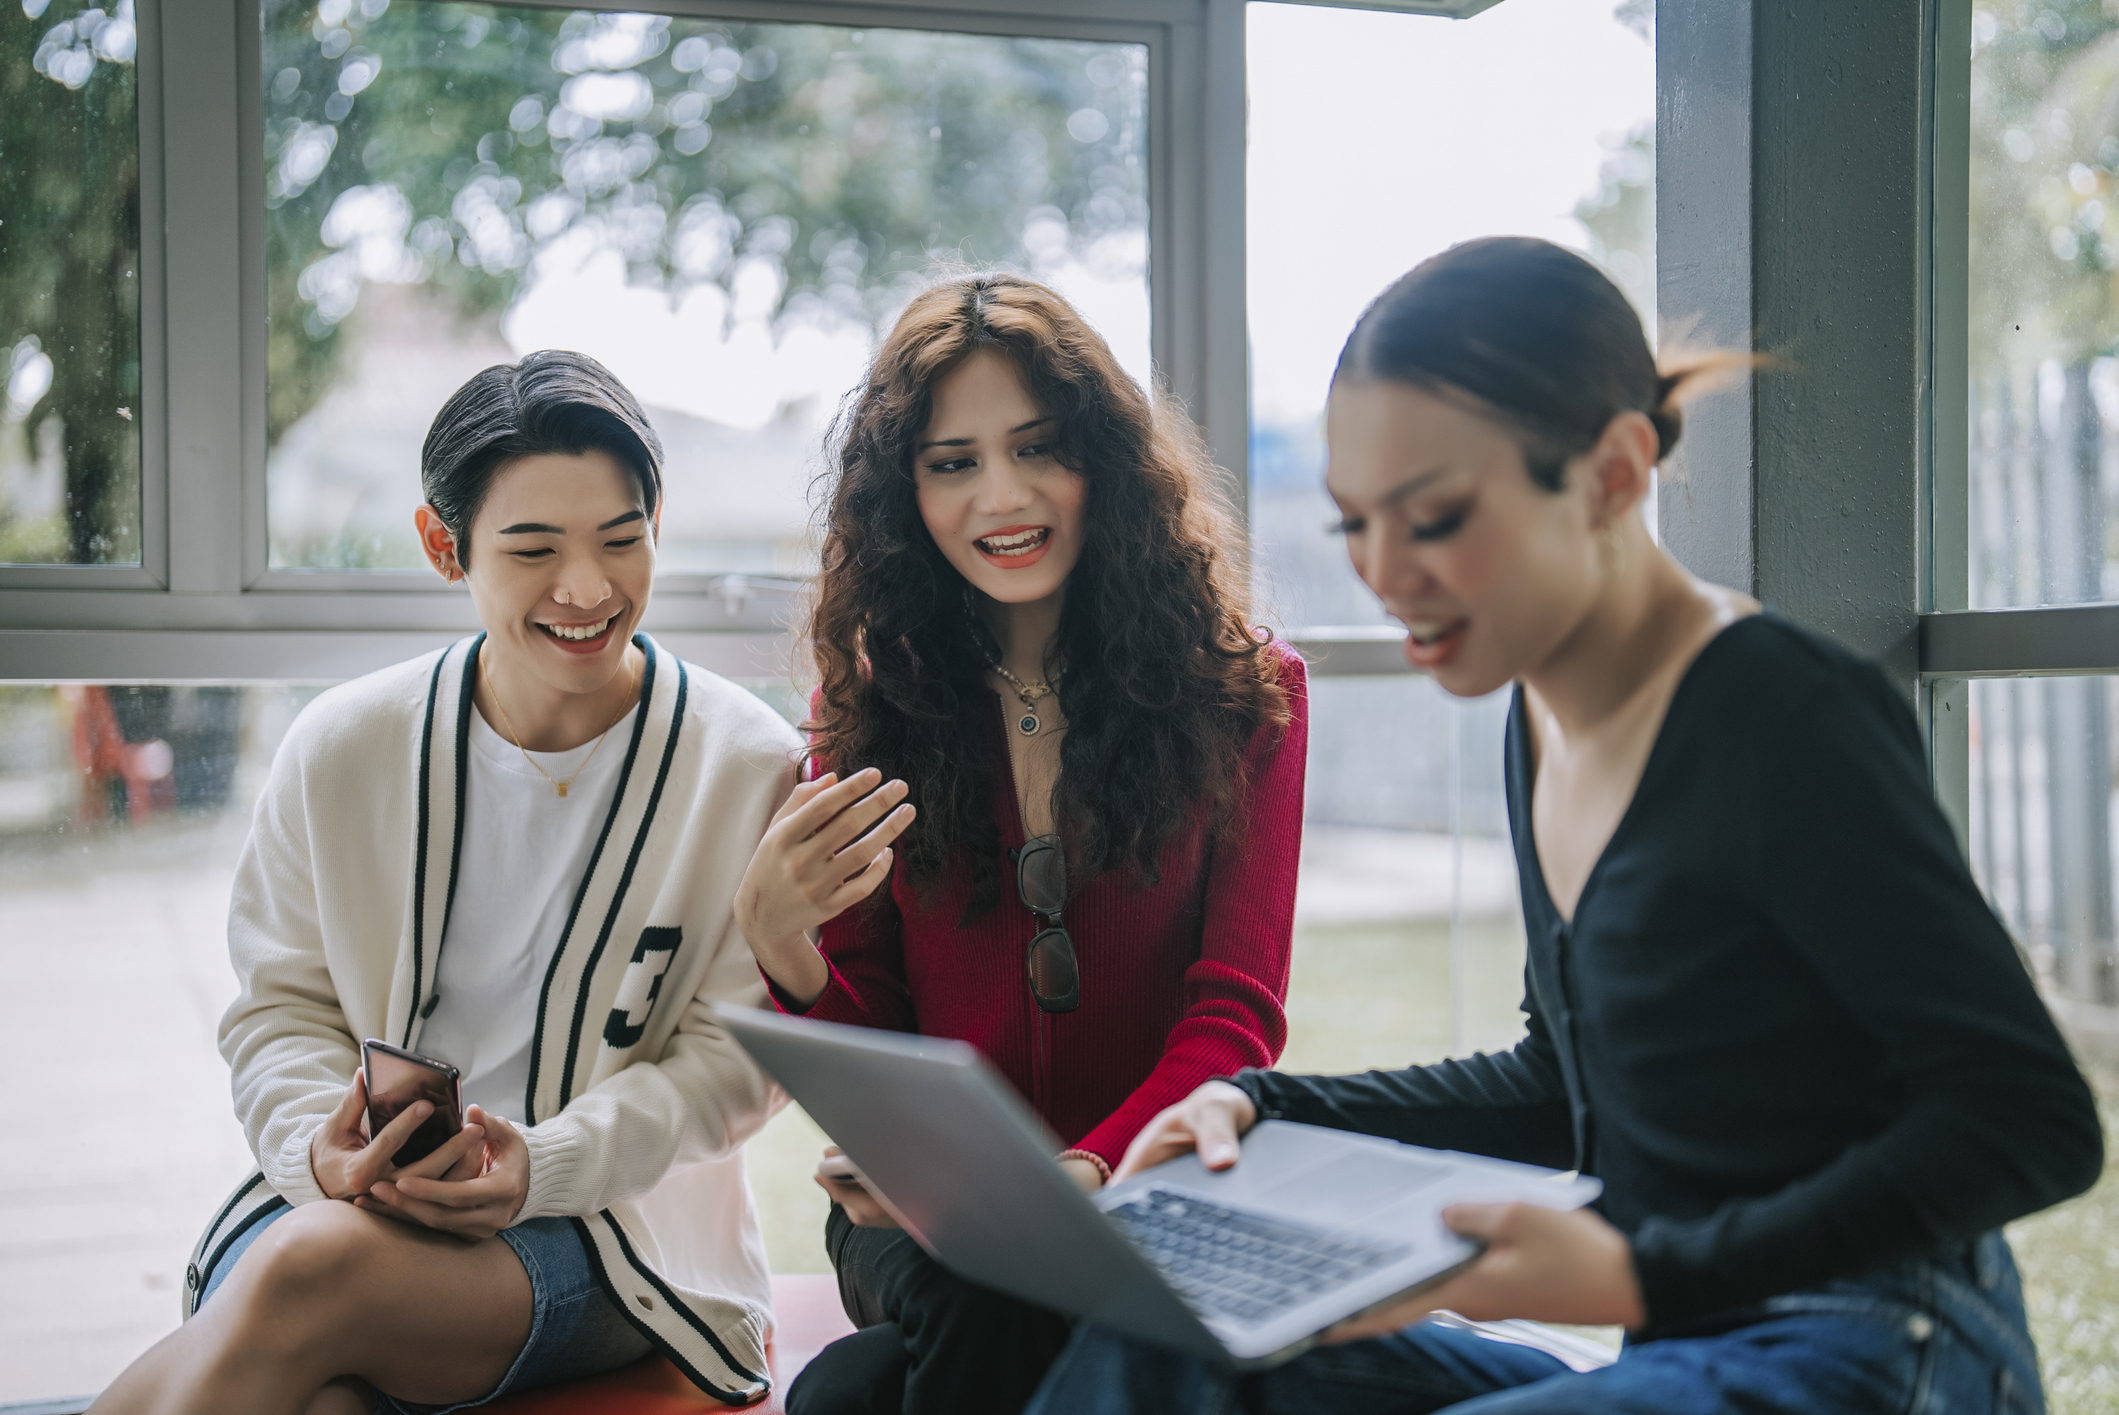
[482, 651, 641, 798]
[987, 659, 1055, 738]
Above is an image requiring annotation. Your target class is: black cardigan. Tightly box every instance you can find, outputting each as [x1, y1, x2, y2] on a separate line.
[1232, 614, 2102, 1333]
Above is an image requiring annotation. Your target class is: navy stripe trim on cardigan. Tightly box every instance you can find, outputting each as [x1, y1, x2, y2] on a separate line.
[200, 1170, 264, 1253]
[581, 1210, 765, 1394]
[186, 1172, 268, 1316]
[599, 1201, 760, 1383]
[567, 1216, 754, 1405]
[559, 654, 687, 1104]
[524, 634, 659, 1124]
[431, 633, 482, 1023]
[192, 1195, 289, 1316]
[403, 645, 452, 1045]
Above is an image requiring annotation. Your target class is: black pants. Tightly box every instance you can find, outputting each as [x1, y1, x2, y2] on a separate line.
[785, 1203, 1073, 1415]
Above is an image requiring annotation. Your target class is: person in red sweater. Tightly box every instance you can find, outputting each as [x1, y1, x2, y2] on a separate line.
[731, 272, 1308, 1415]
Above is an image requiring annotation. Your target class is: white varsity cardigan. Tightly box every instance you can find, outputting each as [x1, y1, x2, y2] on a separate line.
[185, 633, 800, 1404]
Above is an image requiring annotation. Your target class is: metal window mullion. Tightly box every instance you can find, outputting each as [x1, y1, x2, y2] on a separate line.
[1920, 606, 2119, 677]
[162, 0, 248, 597]
[1924, 0, 1973, 849]
[135, 0, 170, 589]
[1199, 0, 1246, 523]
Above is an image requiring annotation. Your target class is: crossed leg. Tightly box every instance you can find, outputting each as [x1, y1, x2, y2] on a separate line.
[90, 1200, 533, 1415]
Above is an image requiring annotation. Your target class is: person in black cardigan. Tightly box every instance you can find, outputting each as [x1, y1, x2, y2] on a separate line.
[1024, 238, 2105, 1415]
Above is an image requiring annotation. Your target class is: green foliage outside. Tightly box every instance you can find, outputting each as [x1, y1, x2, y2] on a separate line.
[1972, 0, 2119, 374]
[0, 0, 140, 565]
[4, 0, 1143, 566]
[258, 0, 1144, 448]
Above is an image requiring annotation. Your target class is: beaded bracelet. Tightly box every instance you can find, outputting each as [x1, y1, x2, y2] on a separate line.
[1057, 1148, 1113, 1186]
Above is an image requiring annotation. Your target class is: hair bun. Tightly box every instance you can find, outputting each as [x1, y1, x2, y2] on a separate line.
[1648, 402, 1683, 461]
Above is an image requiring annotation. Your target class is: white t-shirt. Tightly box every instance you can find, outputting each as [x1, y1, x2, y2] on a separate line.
[419, 702, 639, 1122]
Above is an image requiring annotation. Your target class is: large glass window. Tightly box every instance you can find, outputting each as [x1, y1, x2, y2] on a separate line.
[1969, 673, 2118, 1003]
[260, 2, 1149, 574]
[1245, 0, 1652, 1076]
[1967, 4, 2119, 609]
[1963, 674, 2119, 1412]
[1246, 0, 1653, 632]
[1282, 676, 1526, 1076]
[0, 0, 143, 566]
[0, 685, 303, 1399]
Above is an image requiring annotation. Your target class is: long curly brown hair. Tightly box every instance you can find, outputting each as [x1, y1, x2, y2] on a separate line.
[807, 273, 1290, 917]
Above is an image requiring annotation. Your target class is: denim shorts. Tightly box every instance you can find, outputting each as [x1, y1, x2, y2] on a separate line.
[198, 1202, 652, 1412]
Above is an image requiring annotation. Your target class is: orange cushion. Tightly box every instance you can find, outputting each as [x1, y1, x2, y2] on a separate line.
[483, 1274, 857, 1413]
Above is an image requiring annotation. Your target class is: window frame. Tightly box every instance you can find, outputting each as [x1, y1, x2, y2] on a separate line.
[0, 0, 172, 594]
[1919, 0, 2119, 856]
[0, 0, 1503, 684]
[0, 0, 1283, 681]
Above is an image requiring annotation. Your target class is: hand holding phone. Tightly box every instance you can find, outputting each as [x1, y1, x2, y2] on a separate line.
[360, 1100, 531, 1240]
[813, 1146, 899, 1230]
[361, 1039, 464, 1166]
[308, 1065, 481, 1204]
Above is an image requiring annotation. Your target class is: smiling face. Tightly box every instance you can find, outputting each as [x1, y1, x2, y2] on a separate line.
[1325, 378, 1616, 698]
[913, 348, 1088, 607]
[422, 448, 656, 698]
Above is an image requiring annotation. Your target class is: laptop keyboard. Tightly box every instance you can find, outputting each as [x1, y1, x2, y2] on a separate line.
[1103, 1189, 1412, 1327]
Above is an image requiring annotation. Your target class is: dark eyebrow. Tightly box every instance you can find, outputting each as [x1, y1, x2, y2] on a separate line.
[915, 416, 1054, 452]
[496, 510, 644, 535]
[1378, 466, 1455, 505]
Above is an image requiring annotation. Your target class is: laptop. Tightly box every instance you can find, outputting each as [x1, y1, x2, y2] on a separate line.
[718, 1005, 1601, 1368]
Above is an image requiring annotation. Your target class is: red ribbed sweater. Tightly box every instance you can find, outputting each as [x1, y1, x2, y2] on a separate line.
[771, 649, 1308, 1168]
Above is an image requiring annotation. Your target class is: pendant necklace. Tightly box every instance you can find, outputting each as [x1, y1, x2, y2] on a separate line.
[987, 659, 1056, 738]
[484, 651, 641, 798]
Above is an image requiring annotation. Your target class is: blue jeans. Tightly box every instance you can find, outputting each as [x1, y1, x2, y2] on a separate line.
[1025, 1232, 2044, 1415]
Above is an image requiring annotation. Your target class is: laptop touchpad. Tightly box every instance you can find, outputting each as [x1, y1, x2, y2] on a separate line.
[1254, 1145, 1448, 1222]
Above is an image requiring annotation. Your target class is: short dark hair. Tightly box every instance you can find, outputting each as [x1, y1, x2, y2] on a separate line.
[1335, 237, 1719, 492]
[420, 350, 664, 565]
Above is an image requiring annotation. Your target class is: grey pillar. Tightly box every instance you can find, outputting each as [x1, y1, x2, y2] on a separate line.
[1658, 0, 1926, 693]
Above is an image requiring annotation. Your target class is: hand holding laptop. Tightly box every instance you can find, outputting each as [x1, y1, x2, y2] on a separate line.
[1321, 1199, 1644, 1339]
[721, 1005, 1605, 1367]
[1123, 1078, 1646, 1337]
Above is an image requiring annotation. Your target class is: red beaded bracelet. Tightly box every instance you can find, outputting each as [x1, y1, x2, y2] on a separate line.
[1057, 1148, 1113, 1185]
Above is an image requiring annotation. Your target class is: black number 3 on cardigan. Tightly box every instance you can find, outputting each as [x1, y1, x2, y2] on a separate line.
[603, 927, 681, 1049]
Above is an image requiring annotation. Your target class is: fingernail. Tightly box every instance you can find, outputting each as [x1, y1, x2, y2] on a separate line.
[413, 1101, 431, 1116]
[1210, 1145, 1236, 1164]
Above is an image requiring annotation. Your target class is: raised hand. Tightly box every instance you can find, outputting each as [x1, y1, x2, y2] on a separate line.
[735, 767, 915, 1006]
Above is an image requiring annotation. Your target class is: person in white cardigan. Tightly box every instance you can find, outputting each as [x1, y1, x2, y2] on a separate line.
[90, 352, 803, 1415]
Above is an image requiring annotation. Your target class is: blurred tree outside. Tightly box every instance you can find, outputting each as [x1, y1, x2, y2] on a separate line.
[258, 1, 1147, 566]
[1574, 122, 1653, 334]
[1577, 0, 1654, 332]
[0, 0, 141, 565]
